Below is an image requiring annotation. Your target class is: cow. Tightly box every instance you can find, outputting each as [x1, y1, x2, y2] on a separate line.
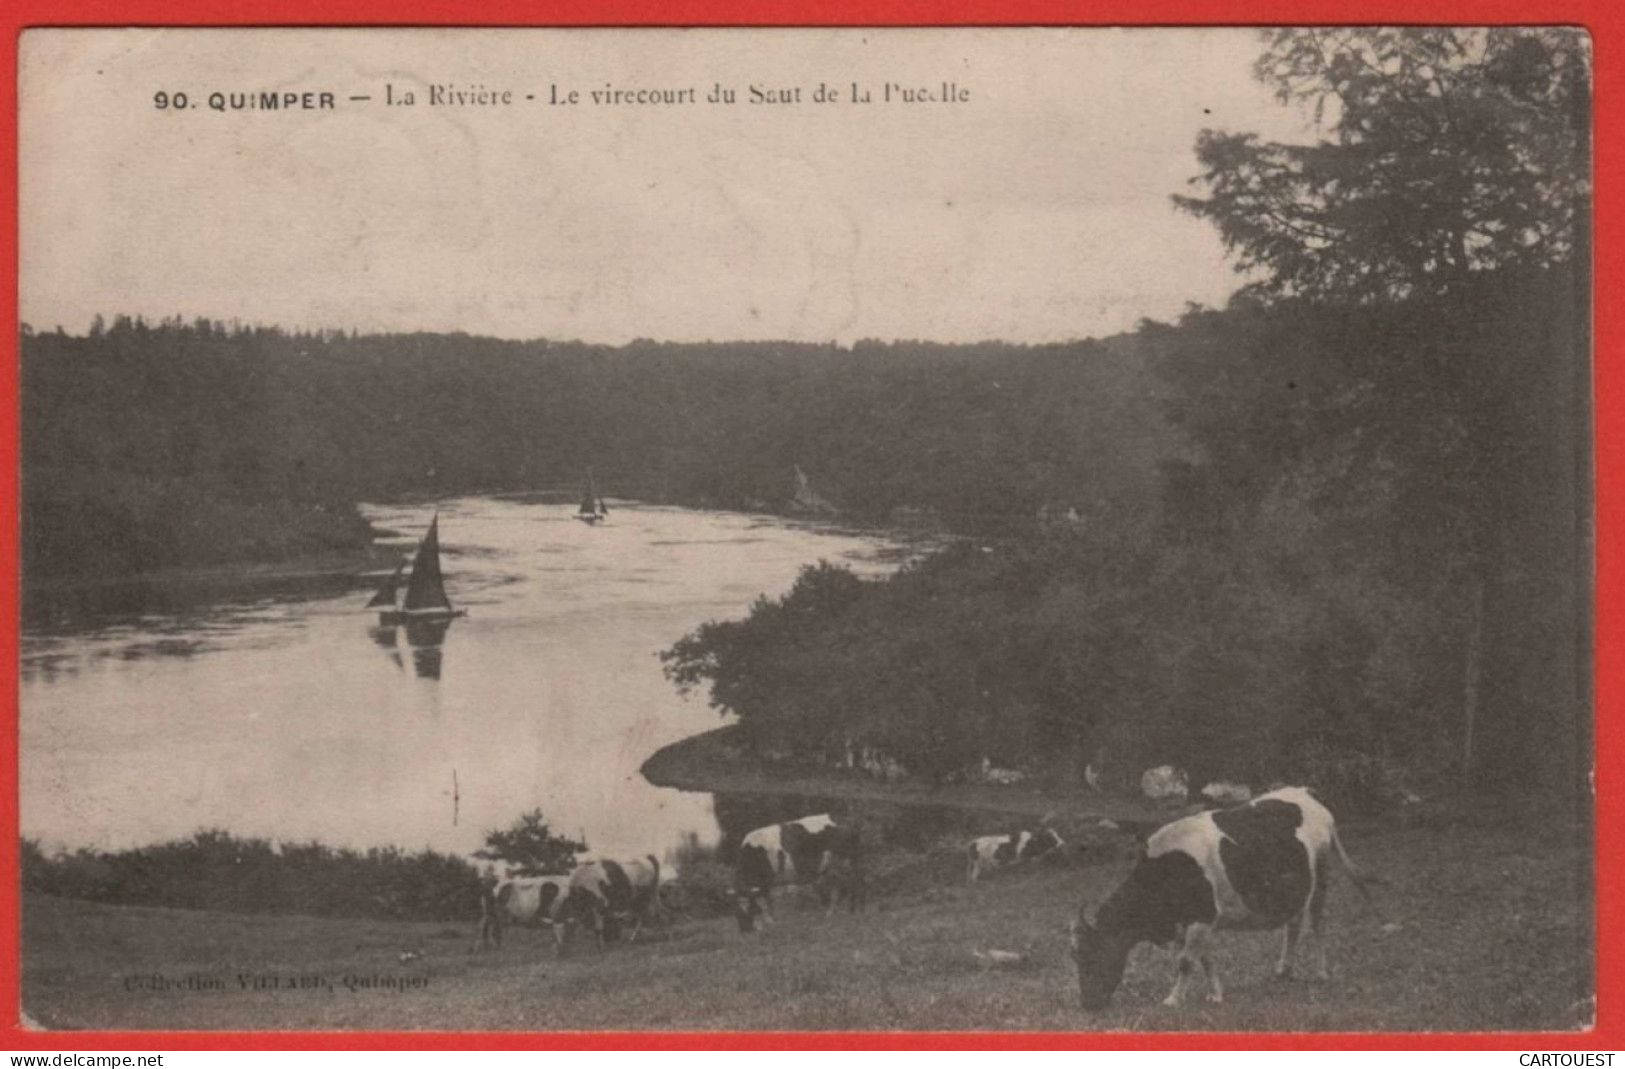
[558, 856, 662, 953]
[966, 828, 1065, 883]
[475, 874, 571, 950]
[1068, 786, 1378, 1010]
[733, 814, 857, 931]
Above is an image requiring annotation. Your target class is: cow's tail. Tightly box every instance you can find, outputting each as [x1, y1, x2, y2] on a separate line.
[647, 854, 664, 921]
[1329, 826, 1388, 903]
[475, 880, 501, 950]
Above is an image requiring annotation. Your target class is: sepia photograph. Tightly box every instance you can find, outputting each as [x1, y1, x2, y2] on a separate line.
[16, 26, 1594, 1033]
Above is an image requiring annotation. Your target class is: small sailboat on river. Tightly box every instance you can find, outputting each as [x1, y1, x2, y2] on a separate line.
[368, 513, 467, 626]
[575, 470, 609, 525]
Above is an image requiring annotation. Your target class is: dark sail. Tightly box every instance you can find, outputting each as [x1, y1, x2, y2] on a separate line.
[365, 560, 407, 608]
[579, 470, 607, 518]
[579, 470, 598, 516]
[401, 515, 454, 612]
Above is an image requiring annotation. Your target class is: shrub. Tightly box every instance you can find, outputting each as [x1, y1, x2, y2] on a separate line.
[1282, 738, 1418, 817]
[18, 830, 484, 922]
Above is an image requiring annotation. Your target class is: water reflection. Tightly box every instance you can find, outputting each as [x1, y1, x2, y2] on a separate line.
[368, 619, 455, 680]
[368, 625, 405, 674]
[402, 619, 452, 681]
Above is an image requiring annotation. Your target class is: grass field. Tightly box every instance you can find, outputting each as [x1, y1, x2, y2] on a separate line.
[22, 808, 1592, 1034]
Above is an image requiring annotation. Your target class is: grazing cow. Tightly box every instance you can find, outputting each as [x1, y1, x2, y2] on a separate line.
[475, 874, 571, 950]
[966, 828, 1065, 883]
[559, 856, 662, 951]
[733, 814, 856, 931]
[1068, 786, 1377, 1010]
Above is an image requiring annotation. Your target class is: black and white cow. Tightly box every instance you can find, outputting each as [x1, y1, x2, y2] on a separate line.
[966, 828, 1065, 883]
[1068, 786, 1376, 1010]
[475, 874, 571, 950]
[559, 856, 662, 952]
[733, 814, 858, 931]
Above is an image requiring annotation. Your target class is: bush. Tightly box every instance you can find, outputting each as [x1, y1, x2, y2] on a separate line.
[663, 859, 739, 918]
[661, 832, 738, 918]
[1282, 738, 1419, 817]
[473, 809, 585, 876]
[19, 830, 484, 922]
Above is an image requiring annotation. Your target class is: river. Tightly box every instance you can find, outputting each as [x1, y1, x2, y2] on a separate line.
[20, 496, 918, 865]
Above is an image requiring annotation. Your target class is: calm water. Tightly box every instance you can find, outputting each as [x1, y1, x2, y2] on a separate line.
[20, 497, 915, 864]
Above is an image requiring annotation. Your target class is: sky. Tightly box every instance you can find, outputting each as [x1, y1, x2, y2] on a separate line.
[21, 28, 1316, 345]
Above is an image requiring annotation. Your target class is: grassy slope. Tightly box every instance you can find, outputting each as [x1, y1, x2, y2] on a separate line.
[22, 815, 1591, 1033]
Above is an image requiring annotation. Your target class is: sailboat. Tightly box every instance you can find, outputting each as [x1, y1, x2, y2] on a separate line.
[574, 470, 609, 525]
[368, 513, 468, 626]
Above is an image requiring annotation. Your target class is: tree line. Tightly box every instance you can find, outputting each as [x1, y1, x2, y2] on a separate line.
[22, 318, 1168, 578]
[663, 268, 1586, 806]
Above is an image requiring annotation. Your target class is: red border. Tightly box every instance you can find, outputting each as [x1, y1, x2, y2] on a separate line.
[3, 1, 1617, 1052]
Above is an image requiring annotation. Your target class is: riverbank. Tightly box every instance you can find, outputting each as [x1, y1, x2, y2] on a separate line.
[641, 725, 1182, 828]
[22, 466, 379, 593]
[21, 544, 391, 631]
[25, 545, 389, 595]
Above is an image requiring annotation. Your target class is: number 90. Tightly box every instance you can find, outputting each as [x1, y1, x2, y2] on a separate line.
[153, 91, 189, 110]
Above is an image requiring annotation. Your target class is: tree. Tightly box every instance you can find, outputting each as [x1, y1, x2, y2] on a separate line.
[473, 810, 586, 875]
[1167, 27, 1591, 794]
[1174, 28, 1590, 303]
[660, 561, 870, 735]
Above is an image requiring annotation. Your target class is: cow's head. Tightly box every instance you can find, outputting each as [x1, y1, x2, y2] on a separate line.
[556, 885, 604, 935]
[733, 890, 763, 933]
[1069, 913, 1131, 1011]
[1023, 828, 1064, 862]
[826, 823, 863, 860]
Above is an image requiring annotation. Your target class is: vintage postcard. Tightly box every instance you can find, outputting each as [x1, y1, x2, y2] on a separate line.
[17, 27, 1593, 1033]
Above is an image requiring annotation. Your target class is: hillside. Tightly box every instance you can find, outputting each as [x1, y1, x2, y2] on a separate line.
[21, 811, 1591, 1032]
[21, 321, 1172, 581]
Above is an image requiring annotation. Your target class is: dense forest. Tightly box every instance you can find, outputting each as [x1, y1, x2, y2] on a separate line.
[663, 268, 1588, 805]
[21, 321, 1168, 577]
